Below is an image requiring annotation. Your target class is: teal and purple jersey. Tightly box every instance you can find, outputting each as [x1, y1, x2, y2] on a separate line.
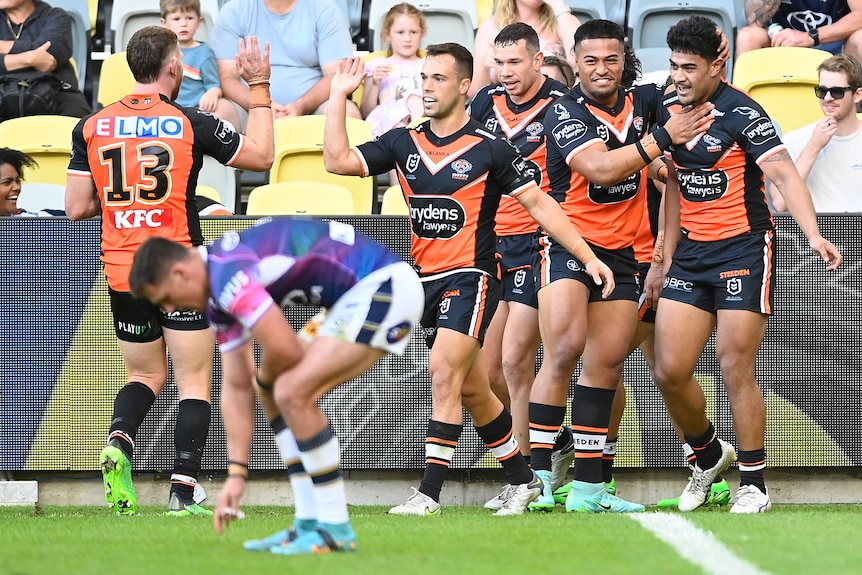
[204, 217, 402, 349]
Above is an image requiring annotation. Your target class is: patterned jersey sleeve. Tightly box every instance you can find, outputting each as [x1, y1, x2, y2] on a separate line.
[544, 97, 606, 166]
[489, 135, 538, 198]
[187, 108, 244, 167]
[727, 103, 786, 164]
[352, 127, 403, 177]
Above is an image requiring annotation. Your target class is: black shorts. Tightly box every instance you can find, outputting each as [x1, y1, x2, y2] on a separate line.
[109, 288, 209, 343]
[533, 234, 640, 303]
[419, 270, 501, 348]
[497, 233, 538, 308]
[661, 230, 775, 314]
[636, 262, 656, 324]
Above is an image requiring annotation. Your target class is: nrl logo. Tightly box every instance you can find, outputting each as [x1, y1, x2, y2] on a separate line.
[406, 153, 420, 173]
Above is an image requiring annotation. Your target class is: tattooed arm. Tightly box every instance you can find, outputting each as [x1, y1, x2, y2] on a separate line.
[745, 0, 781, 27]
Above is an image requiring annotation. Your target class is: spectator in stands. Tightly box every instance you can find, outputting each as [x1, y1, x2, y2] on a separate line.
[0, 147, 33, 215]
[160, 0, 237, 126]
[210, 0, 360, 132]
[360, 3, 425, 138]
[0, 0, 91, 118]
[770, 54, 862, 212]
[540, 54, 575, 86]
[470, 0, 580, 98]
[737, 0, 862, 62]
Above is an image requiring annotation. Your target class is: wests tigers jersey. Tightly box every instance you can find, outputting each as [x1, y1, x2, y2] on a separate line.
[544, 84, 663, 250]
[68, 94, 244, 291]
[656, 81, 780, 241]
[470, 77, 567, 235]
[353, 119, 536, 277]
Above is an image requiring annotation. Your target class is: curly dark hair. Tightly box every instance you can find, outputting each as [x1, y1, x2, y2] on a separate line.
[573, 19, 641, 89]
[666, 15, 721, 61]
[0, 148, 37, 177]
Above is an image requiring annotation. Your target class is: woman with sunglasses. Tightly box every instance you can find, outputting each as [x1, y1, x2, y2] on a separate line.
[770, 54, 862, 212]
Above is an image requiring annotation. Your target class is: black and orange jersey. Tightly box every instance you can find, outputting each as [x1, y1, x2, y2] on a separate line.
[68, 94, 244, 291]
[656, 81, 780, 241]
[353, 119, 536, 276]
[470, 77, 567, 236]
[544, 83, 663, 250]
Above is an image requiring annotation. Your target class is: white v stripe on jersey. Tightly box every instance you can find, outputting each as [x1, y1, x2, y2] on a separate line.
[409, 131, 483, 175]
[491, 99, 549, 139]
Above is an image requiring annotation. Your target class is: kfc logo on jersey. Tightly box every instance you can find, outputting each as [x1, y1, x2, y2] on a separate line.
[406, 153, 420, 173]
[94, 116, 185, 139]
[552, 119, 587, 148]
[484, 118, 499, 132]
[732, 106, 761, 120]
[451, 158, 473, 180]
[410, 196, 466, 239]
[553, 103, 571, 120]
[110, 208, 173, 229]
[526, 121, 544, 143]
[743, 118, 778, 146]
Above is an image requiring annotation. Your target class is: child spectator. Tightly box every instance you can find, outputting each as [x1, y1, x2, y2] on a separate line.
[160, 0, 236, 124]
[360, 3, 425, 137]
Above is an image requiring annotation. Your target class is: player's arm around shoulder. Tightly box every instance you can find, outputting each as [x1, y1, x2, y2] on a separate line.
[324, 57, 369, 176]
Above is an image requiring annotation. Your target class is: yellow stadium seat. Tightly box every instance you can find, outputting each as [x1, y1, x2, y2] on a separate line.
[195, 184, 222, 203]
[97, 51, 135, 107]
[245, 181, 357, 216]
[0, 115, 80, 185]
[731, 47, 832, 133]
[270, 116, 375, 214]
[380, 184, 409, 216]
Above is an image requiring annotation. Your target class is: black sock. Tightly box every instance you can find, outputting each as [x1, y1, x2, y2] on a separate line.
[528, 403, 566, 472]
[419, 420, 461, 502]
[737, 448, 766, 493]
[171, 399, 211, 500]
[108, 382, 156, 460]
[475, 409, 532, 485]
[571, 385, 615, 484]
[684, 421, 720, 471]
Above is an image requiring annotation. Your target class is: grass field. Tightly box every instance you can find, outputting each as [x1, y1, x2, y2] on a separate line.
[2, 504, 862, 575]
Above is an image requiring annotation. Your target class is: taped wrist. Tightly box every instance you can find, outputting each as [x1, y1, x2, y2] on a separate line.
[249, 82, 271, 109]
[572, 238, 597, 264]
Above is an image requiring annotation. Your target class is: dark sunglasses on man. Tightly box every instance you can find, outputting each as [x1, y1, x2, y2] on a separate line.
[813, 85, 859, 100]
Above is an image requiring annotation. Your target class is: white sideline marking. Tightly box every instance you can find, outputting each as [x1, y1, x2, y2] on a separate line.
[632, 512, 773, 575]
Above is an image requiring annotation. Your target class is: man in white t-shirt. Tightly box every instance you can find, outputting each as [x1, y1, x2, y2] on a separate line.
[771, 54, 862, 212]
[210, 0, 361, 130]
